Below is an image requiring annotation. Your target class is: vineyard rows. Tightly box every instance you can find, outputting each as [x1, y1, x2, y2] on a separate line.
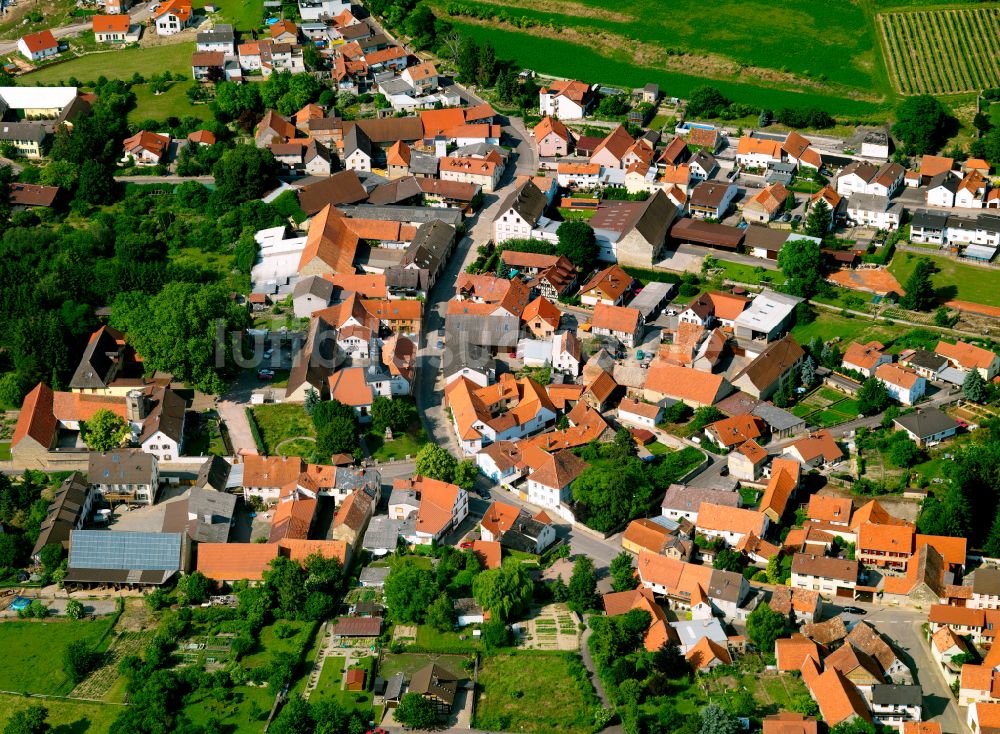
[880, 8, 1000, 95]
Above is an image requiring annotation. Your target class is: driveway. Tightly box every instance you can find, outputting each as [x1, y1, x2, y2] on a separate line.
[217, 371, 260, 456]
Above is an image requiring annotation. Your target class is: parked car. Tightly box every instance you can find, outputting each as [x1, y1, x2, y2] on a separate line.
[436, 340, 444, 349]
[437, 328, 445, 337]
[842, 606, 866, 615]
[257, 369, 275, 380]
[262, 349, 273, 360]
[459, 541, 473, 549]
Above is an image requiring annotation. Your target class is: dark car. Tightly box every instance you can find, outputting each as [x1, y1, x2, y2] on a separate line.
[842, 606, 866, 615]
[437, 328, 445, 337]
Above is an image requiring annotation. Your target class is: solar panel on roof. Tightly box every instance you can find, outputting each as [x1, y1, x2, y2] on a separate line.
[69, 530, 183, 572]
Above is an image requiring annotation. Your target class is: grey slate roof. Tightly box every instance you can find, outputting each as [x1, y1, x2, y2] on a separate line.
[33, 473, 90, 556]
[893, 407, 959, 439]
[186, 487, 237, 544]
[497, 180, 547, 227]
[88, 449, 156, 486]
[293, 274, 336, 303]
[195, 456, 232, 492]
[752, 402, 805, 431]
[872, 684, 922, 706]
[661, 484, 740, 513]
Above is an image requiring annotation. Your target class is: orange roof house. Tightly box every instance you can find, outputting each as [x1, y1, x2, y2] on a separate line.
[807, 495, 852, 526]
[759, 458, 801, 522]
[623, 518, 673, 555]
[704, 413, 764, 449]
[919, 154, 954, 179]
[471, 539, 502, 569]
[776, 634, 820, 671]
[697, 503, 768, 542]
[686, 636, 732, 670]
[850, 499, 909, 532]
[93, 14, 130, 33]
[808, 668, 872, 726]
[764, 713, 818, 734]
[935, 340, 999, 375]
[784, 429, 843, 467]
[644, 363, 731, 407]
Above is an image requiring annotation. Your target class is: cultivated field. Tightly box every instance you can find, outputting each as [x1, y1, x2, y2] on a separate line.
[879, 7, 1000, 94]
[434, 0, 891, 115]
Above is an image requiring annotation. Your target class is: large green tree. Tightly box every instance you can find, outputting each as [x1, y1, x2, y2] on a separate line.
[110, 283, 249, 394]
[556, 220, 598, 269]
[899, 258, 936, 311]
[746, 602, 786, 652]
[610, 551, 638, 592]
[415, 443, 458, 484]
[80, 408, 130, 451]
[857, 377, 892, 416]
[384, 558, 438, 623]
[892, 95, 952, 156]
[777, 237, 824, 298]
[472, 556, 533, 621]
[212, 144, 277, 209]
[395, 693, 439, 729]
[4, 704, 49, 734]
[964, 369, 989, 403]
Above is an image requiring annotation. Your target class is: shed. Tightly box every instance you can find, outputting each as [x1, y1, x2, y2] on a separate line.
[629, 281, 676, 321]
[346, 667, 366, 691]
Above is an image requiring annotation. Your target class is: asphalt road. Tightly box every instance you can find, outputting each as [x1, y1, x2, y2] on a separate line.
[832, 599, 968, 734]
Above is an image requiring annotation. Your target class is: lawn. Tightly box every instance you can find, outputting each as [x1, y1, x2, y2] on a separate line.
[0, 442, 10, 461]
[646, 441, 670, 456]
[182, 682, 275, 733]
[24, 44, 195, 84]
[379, 652, 471, 682]
[0, 618, 115, 694]
[413, 624, 480, 653]
[250, 403, 315, 455]
[241, 620, 316, 674]
[436, 7, 888, 117]
[367, 423, 429, 462]
[206, 0, 267, 31]
[313, 655, 346, 700]
[474, 652, 599, 734]
[129, 82, 210, 124]
[0, 693, 121, 733]
[889, 251, 1000, 309]
[707, 258, 775, 286]
[791, 310, 906, 347]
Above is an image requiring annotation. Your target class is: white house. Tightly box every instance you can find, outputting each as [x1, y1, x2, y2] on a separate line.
[618, 398, 663, 428]
[538, 79, 593, 119]
[736, 137, 782, 169]
[526, 450, 588, 510]
[18, 30, 59, 61]
[154, 0, 192, 35]
[492, 180, 558, 245]
[875, 363, 926, 405]
[846, 193, 903, 230]
[551, 331, 582, 376]
[926, 173, 958, 208]
[298, 0, 350, 20]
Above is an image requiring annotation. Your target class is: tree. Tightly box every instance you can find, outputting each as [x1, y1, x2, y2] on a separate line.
[453, 459, 478, 491]
[799, 356, 817, 387]
[472, 557, 533, 621]
[455, 36, 479, 83]
[887, 436, 921, 468]
[65, 599, 85, 620]
[475, 42, 497, 88]
[371, 396, 416, 435]
[75, 159, 115, 205]
[653, 640, 689, 679]
[765, 554, 786, 585]
[63, 640, 99, 684]
[268, 695, 314, 734]
[899, 258, 936, 311]
[804, 199, 831, 238]
[777, 237, 823, 297]
[479, 617, 512, 650]
[829, 720, 877, 734]
[395, 692, 439, 729]
[315, 417, 356, 456]
[555, 220, 598, 268]
[964, 368, 989, 403]
[567, 555, 597, 613]
[686, 87, 731, 119]
[746, 602, 785, 652]
[415, 444, 457, 484]
[212, 145, 277, 208]
[712, 548, 745, 573]
[79, 408, 130, 451]
[857, 377, 892, 416]
[384, 559, 438, 623]
[892, 95, 952, 156]
[426, 592, 456, 633]
[610, 551, 638, 592]
[984, 510, 1000, 558]
[4, 704, 49, 734]
[110, 283, 249, 394]
[177, 571, 211, 605]
[303, 388, 320, 416]
[701, 703, 741, 734]
[773, 382, 790, 409]
[264, 556, 307, 619]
